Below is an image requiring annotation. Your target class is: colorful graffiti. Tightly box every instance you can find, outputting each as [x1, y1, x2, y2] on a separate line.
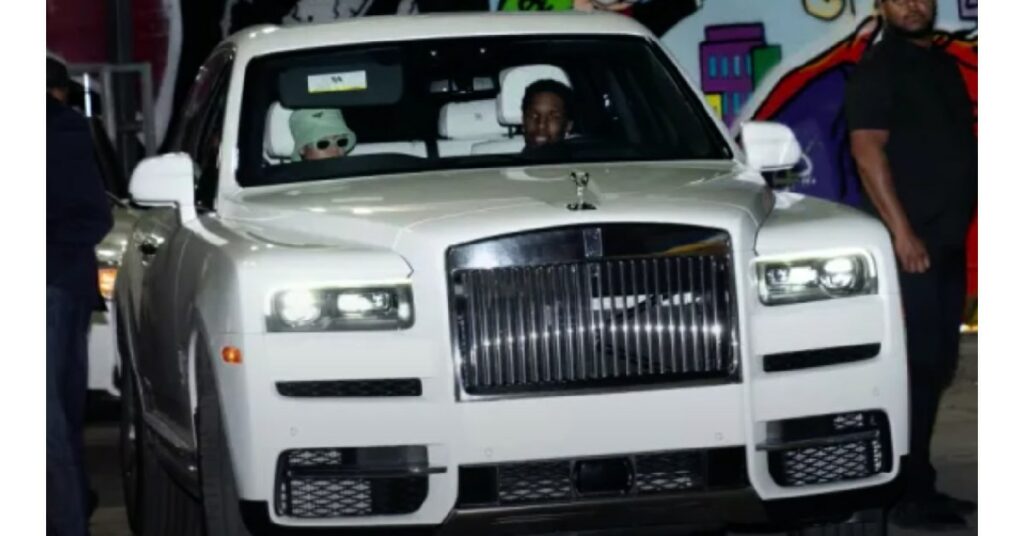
[746, 16, 977, 205]
[701, 2, 977, 309]
[499, 0, 636, 12]
[495, 0, 699, 36]
[284, 0, 417, 24]
[698, 23, 781, 126]
[803, 0, 857, 21]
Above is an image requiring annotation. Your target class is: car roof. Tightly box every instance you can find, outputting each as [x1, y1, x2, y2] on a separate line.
[224, 11, 653, 59]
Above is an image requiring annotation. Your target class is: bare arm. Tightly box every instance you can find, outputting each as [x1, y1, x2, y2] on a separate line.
[850, 129, 930, 273]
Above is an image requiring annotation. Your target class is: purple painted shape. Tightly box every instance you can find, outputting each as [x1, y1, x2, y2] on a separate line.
[763, 67, 863, 206]
[699, 24, 765, 94]
[705, 24, 764, 42]
[700, 41, 760, 93]
[699, 23, 782, 126]
[959, 0, 978, 20]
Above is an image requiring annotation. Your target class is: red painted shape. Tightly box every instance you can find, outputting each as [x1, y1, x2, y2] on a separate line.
[47, 0, 170, 99]
[46, 0, 109, 63]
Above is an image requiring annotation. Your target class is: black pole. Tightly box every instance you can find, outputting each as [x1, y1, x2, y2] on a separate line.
[109, 0, 141, 177]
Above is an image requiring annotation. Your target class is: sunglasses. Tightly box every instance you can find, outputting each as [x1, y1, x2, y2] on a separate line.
[312, 137, 349, 151]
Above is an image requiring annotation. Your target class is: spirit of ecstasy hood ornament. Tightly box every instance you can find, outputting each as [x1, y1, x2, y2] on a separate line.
[567, 170, 596, 211]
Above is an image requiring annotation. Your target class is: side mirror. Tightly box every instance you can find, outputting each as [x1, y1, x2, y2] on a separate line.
[129, 153, 196, 221]
[739, 121, 802, 173]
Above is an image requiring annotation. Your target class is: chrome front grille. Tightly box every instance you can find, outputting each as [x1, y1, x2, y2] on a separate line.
[450, 249, 737, 397]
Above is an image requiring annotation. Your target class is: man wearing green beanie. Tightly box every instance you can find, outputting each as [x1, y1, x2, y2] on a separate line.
[289, 108, 358, 161]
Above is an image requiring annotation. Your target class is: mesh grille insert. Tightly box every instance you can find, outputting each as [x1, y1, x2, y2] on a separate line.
[498, 461, 573, 504]
[457, 447, 738, 509]
[276, 447, 429, 518]
[767, 411, 891, 487]
[634, 451, 703, 493]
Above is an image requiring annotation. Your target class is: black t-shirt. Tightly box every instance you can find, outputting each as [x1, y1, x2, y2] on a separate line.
[845, 32, 977, 246]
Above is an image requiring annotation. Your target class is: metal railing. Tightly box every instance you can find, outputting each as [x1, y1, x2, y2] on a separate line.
[67, 62, 157, 180]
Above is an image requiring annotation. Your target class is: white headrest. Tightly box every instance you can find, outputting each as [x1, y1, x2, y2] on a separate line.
[497, 64, 572, 126]
[438, 99, 504, 140]
[265, 102, 295, 158]
[471, 137, 525, 156]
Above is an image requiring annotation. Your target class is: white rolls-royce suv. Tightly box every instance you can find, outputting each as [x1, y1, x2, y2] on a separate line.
[115, 11, 908, 536]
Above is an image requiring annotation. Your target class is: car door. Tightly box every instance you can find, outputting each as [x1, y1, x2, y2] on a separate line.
[135, 49, 234, 436]
[163, 51, 235, 432]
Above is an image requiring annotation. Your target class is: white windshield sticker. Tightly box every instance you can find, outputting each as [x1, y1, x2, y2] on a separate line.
[306, 70, 368, 94]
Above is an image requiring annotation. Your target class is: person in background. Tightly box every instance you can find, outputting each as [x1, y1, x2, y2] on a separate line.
[845, 0, 977, 529]
[289, 108, 358, 161]
[47, 56, 112, 536]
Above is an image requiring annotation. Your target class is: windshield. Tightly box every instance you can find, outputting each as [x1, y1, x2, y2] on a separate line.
[237, 35, 731, 187]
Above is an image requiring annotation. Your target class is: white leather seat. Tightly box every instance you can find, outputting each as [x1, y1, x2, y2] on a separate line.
[470, 138, 525, 155]
[349, 142, 428, 158]
[436, 99, 507, 157]
[470, 64, 571, 156]
[263, 102, 428, 160]
[264, 102, 296, 161]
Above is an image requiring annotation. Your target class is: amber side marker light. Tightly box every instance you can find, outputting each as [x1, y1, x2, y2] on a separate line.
[222, 346, 243, 365]
[98, 267, 118, 301]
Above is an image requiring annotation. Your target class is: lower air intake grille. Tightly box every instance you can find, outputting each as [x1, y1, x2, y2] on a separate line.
[498, 461, 573, 504]
[457, 447, 745, 509]
[634, 451, 704, 493]
[276, 447, 429, 518]
[766, 411, 892, 487]
[773, 441, 884, 487]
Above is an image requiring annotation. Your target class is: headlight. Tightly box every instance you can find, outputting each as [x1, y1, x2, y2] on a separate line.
[266, 283, 414, 332]
[757, 251, 876, 305]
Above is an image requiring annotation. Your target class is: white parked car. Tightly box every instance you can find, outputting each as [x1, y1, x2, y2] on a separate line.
[115, 12, 909, 536]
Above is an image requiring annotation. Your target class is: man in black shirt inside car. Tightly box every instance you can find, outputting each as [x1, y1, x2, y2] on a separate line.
[845, 0, 977, 529]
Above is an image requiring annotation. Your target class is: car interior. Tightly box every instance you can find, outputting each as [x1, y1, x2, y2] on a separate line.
[236, 36, 728, 187]
[262, 64, 573, 164]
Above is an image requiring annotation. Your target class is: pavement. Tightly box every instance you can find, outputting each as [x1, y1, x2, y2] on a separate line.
[85, 336, 978, 535]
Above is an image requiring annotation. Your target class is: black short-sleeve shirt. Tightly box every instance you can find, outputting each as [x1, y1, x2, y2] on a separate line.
[845, 32, 977, 246]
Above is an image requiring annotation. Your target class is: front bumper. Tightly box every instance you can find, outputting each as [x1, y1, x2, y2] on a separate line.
[210, 245, 907, 530]
[238, 463, 905, 535]
[211, 325, 906, 530]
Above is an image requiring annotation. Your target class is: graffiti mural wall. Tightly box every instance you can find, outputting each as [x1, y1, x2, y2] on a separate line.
[659, 0, 976, 205]
[656, 0, 977, 307]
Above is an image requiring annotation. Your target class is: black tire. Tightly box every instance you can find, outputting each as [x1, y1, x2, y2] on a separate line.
[138, 446, 203, 536]
[118, 360, 143, 533]
[196, 343, 253, 536]
[136, 402, 203, 535]
[787, 508, 888, 536]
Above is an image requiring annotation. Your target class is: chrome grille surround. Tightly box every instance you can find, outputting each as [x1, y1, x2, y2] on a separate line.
[447, 224, 739, 400]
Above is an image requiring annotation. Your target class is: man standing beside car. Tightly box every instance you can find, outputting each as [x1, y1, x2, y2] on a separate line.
[845, 0, 977, 529]
[46, 56, 112, 535]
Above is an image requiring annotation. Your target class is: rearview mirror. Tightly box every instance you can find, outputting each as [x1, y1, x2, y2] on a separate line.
[129, 153, 196, 222]
[739, 121, 802, 173]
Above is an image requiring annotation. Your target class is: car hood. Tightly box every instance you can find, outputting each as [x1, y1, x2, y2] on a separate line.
[220, 161, 771, 250]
